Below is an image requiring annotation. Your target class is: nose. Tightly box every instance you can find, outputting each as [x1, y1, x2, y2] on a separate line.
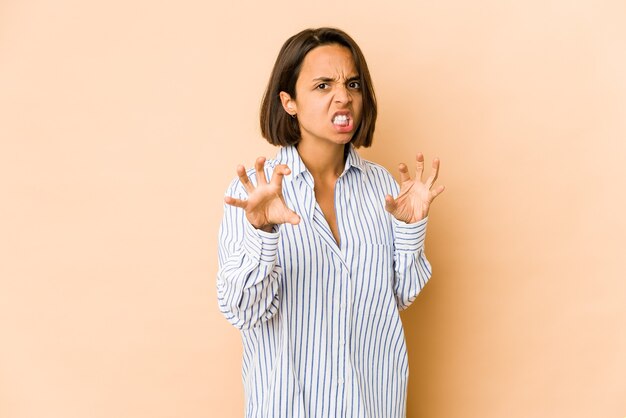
[334, 83, 352, 104]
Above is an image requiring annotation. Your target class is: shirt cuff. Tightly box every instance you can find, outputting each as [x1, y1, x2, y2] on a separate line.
[242, 220, 281, 264]
[393, 216, 428, 252]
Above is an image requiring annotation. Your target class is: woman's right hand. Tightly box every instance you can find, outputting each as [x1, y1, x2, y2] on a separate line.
[224, 157, 301, 232]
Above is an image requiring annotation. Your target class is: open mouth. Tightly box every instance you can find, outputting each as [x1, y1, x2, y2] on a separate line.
[332, 114, 350, 127]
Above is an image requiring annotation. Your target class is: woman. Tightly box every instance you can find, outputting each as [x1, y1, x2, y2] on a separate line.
[218, 27, 444, 418]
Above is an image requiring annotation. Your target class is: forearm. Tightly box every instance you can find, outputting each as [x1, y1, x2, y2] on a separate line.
[392, 217, 432, 310]
[218, 211, 283, 330]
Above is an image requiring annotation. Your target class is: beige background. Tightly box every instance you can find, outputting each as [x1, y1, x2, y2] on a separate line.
[1, 0, 625, 417]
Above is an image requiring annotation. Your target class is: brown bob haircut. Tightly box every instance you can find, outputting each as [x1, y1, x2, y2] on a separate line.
[260, 27, 377, 148]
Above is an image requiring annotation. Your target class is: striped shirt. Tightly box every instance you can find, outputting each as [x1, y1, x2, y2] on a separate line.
[217, 145, 432, 418]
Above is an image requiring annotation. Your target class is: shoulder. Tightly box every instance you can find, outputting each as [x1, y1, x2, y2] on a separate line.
[361, 159, 391, 175]
[224, 153, 283, 198]
[353, 158, 400, 196]
[361, 159, 397, 182]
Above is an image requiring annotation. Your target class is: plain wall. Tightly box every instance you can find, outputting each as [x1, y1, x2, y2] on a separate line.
[1, 1, 625, 417]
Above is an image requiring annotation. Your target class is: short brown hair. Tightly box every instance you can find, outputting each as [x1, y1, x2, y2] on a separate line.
[260, 27, 377, 148]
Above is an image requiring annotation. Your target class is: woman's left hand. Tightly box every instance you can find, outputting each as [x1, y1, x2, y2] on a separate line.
[385, 153, 445, 223]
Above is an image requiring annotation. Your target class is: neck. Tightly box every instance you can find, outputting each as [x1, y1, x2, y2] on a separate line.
[296, 140, 347, 180]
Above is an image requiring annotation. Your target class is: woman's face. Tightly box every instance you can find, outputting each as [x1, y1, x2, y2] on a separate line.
[281, 44, 363, 148]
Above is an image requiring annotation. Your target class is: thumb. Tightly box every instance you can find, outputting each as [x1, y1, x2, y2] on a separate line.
[286, 210, 301, 225]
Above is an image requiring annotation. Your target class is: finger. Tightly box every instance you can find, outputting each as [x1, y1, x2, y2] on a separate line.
[224, 195, 248, 209]
[285, 210, 301, 225]
[397, 163, 411, 183]
[270, 164, 291, 187]
[425, 158, 440, 189]
[255, 157, 268, 185]
[384, 194, 397, 213]
[415, 153, 425, 183]
[236, 165, 254, 193]
[430, 184, 445, 200]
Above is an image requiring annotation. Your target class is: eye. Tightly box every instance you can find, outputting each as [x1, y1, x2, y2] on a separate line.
[349, 80, 361, 89]
[316, 83, 329, 90]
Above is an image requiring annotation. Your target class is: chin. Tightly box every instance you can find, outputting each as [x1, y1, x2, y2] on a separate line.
[333, 133, 354, 144]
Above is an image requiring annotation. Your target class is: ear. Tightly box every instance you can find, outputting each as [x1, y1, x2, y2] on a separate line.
[279, 91, 297, 116]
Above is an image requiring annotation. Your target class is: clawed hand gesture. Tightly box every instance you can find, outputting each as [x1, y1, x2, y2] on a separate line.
[384, 153, 445, 224]
[224, 157, 300, 233]
[226, 152, 444, 231]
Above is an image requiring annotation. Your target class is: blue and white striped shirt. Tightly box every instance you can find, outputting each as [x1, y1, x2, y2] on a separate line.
[217, 145, 432, 418]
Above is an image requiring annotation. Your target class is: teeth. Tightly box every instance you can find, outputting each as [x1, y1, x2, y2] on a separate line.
[333, 115, 349, 125]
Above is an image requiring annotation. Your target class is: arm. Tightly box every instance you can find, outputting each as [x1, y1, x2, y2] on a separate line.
[217, 158, 300, 330]
[385, 153, 444, 310]
[217, 183, 282, 330]
[392, 216, 431, 310]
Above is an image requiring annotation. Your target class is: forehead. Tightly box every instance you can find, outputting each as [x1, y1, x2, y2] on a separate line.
[299, 44, 357, 78]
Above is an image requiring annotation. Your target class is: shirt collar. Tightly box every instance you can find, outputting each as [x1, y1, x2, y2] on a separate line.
[276, 144, 366, 182]
[344, 144, 366, 174]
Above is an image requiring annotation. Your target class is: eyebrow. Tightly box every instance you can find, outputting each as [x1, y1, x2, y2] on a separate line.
[311, 75, 360, 83]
